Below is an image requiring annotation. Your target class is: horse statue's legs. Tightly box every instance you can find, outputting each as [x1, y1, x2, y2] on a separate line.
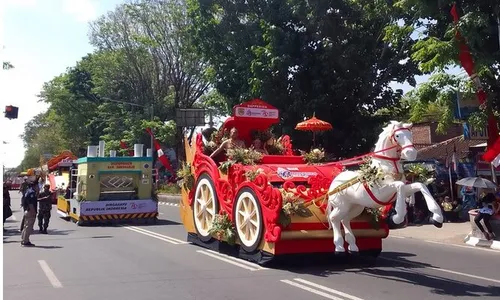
[341, 204, 365, 254]
[328, 202, 352, 254]
[404, 182, 444, 227]
[390, 181, 408, 225]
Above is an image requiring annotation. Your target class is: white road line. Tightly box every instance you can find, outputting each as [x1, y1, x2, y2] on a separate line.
[280, 280, 345, 300]
[11, 215, 17, 221]
[122, 226, 188, 244]
[389, 235, 405, 239]
[293, 278, 364, 300]
[380, 257, 500, 285]
[196, 250, 265, 271]
[38, 260, 63, 288]
[202, 249, 268, 270]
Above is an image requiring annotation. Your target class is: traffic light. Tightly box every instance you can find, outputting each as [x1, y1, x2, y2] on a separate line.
[4, 105, 18, 119]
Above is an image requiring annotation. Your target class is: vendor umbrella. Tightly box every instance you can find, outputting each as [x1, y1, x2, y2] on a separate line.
[295, 113, 333, 147]
[456, 177, 497, 189]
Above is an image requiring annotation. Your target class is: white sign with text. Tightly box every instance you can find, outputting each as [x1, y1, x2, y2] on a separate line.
[80, 200, 158, 216]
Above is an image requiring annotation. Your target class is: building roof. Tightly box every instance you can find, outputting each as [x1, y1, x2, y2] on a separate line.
[416, 136, 486, 161]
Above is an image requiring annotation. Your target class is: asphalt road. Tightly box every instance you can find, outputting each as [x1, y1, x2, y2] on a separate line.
[4, 191, 500, 300]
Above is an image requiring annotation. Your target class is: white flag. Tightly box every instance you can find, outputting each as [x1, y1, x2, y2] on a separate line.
[492, 153, 500, 168]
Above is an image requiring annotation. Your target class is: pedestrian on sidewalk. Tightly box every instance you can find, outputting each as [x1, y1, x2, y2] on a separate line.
[460, 186, 477, 221]
[37, 184, 52, 234]
[3, 183, 12, 229]
[21, 182, 38, 247]
[474, 193, 497, 241]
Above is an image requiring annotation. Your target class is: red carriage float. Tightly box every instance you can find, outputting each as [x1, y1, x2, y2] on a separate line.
[179, 99, 433, 264]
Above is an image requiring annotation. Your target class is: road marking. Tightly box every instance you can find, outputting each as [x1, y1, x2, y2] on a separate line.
[122, 226, 188, 245]
[11, 215, 17, 221]
[380, 257, 500, 284]
[281, 278, 364, 300]
[38, 260, 63, 288]
[196, 249, 268, 271]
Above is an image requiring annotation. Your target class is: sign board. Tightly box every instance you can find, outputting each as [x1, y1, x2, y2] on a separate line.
[235, 107, 279, 119]
[233, 98, 279, 120]
[106, 162, 136, 169]
[176, 108, 206, 127]
[453, 92, 480, 120]
[470, 126, 488, 140]
[80, 199, 158, 216]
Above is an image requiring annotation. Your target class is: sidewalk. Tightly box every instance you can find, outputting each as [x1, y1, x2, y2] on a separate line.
[390, 222, 471, 245]
[389, 221, 500, 251]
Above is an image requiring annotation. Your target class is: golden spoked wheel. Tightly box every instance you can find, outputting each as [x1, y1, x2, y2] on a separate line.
[193, 175, 219, 241]
[234, 188, 263, 252]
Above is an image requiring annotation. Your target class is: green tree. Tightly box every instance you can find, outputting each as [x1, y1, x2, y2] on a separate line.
[385, 0, 500, 130]
[188, 0, 421, 154]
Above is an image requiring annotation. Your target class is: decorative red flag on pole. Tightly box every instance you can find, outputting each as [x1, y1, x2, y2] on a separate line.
[450, 4, 500, 162]
[145, 128, 174, 173]
[119, 140, 134, 156]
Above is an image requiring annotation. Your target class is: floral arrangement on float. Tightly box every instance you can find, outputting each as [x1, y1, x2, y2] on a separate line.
[218, 147, 263, 174]
[301, 148, 326, 164]
[176, 161, 195, 191]
[278, 190, 313, 227]
[404, 163, 435, 184]
[208, 212, 236, 245]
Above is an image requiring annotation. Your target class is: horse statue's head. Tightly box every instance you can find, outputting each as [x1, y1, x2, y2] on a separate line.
[377, 121, 417, 161]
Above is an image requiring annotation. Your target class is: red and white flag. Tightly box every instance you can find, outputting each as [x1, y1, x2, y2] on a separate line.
[145, 128, 174, 173]
[119, 140, 134, 156]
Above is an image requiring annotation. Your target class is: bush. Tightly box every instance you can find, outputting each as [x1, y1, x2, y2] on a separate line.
[157, 183, 181, 195]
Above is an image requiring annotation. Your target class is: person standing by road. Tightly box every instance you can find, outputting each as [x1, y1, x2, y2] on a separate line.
[19, 176, 29, 231]
[21, 182, 38, 247]
[37, 184, 52, 234]
[3, 183, 12, 230]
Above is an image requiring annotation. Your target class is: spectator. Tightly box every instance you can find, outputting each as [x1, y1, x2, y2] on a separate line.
[3, 183, 12, 229]
[460, 186, 477, 220]
[474, 193, 497, 240]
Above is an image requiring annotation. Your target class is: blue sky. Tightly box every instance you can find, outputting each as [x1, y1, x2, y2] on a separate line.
[0, 0, 124, 168]
[0, 0, 458, 168]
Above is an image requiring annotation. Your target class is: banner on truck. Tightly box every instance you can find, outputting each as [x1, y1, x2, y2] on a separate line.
[80, 200, 158, 216]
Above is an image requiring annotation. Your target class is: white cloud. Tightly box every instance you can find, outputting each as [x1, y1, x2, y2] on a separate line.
[61, 0, 98, 23]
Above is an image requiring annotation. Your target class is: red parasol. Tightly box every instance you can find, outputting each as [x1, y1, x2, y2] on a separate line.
[295, 113, 333, 146]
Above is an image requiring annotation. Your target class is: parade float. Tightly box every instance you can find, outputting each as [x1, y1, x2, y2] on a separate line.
[179, 99, 444, 265]
[57, 141, 158, 225]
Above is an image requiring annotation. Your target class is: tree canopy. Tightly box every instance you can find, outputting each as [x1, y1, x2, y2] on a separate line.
[19, 0, 500, 169]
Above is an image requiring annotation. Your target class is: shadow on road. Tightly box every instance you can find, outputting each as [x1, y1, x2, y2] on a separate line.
[281, 251, 500, 297]
[34, 245, 63, 249]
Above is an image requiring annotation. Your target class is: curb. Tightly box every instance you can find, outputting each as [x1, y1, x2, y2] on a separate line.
[158, 194, 181, 203]
[158, 201, 180, 207]
[464, 234, 500, 251]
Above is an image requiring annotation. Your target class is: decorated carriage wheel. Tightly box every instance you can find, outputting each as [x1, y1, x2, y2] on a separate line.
[233, 188, 263, 252]
[193, 174, 220, 242]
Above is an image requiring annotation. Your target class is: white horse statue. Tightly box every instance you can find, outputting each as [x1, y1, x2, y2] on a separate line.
[326, 121, 444, 255]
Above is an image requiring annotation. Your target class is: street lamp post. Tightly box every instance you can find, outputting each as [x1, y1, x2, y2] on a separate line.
[101, 97, 154, 155]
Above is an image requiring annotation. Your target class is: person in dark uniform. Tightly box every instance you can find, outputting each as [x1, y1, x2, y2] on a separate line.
[21, 182, 38, 247]
[37, 184, 52, 234]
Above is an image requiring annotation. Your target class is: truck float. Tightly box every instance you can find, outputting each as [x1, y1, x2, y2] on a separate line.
[57, 141, 159, 225]
[179, 99, 443, 265]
